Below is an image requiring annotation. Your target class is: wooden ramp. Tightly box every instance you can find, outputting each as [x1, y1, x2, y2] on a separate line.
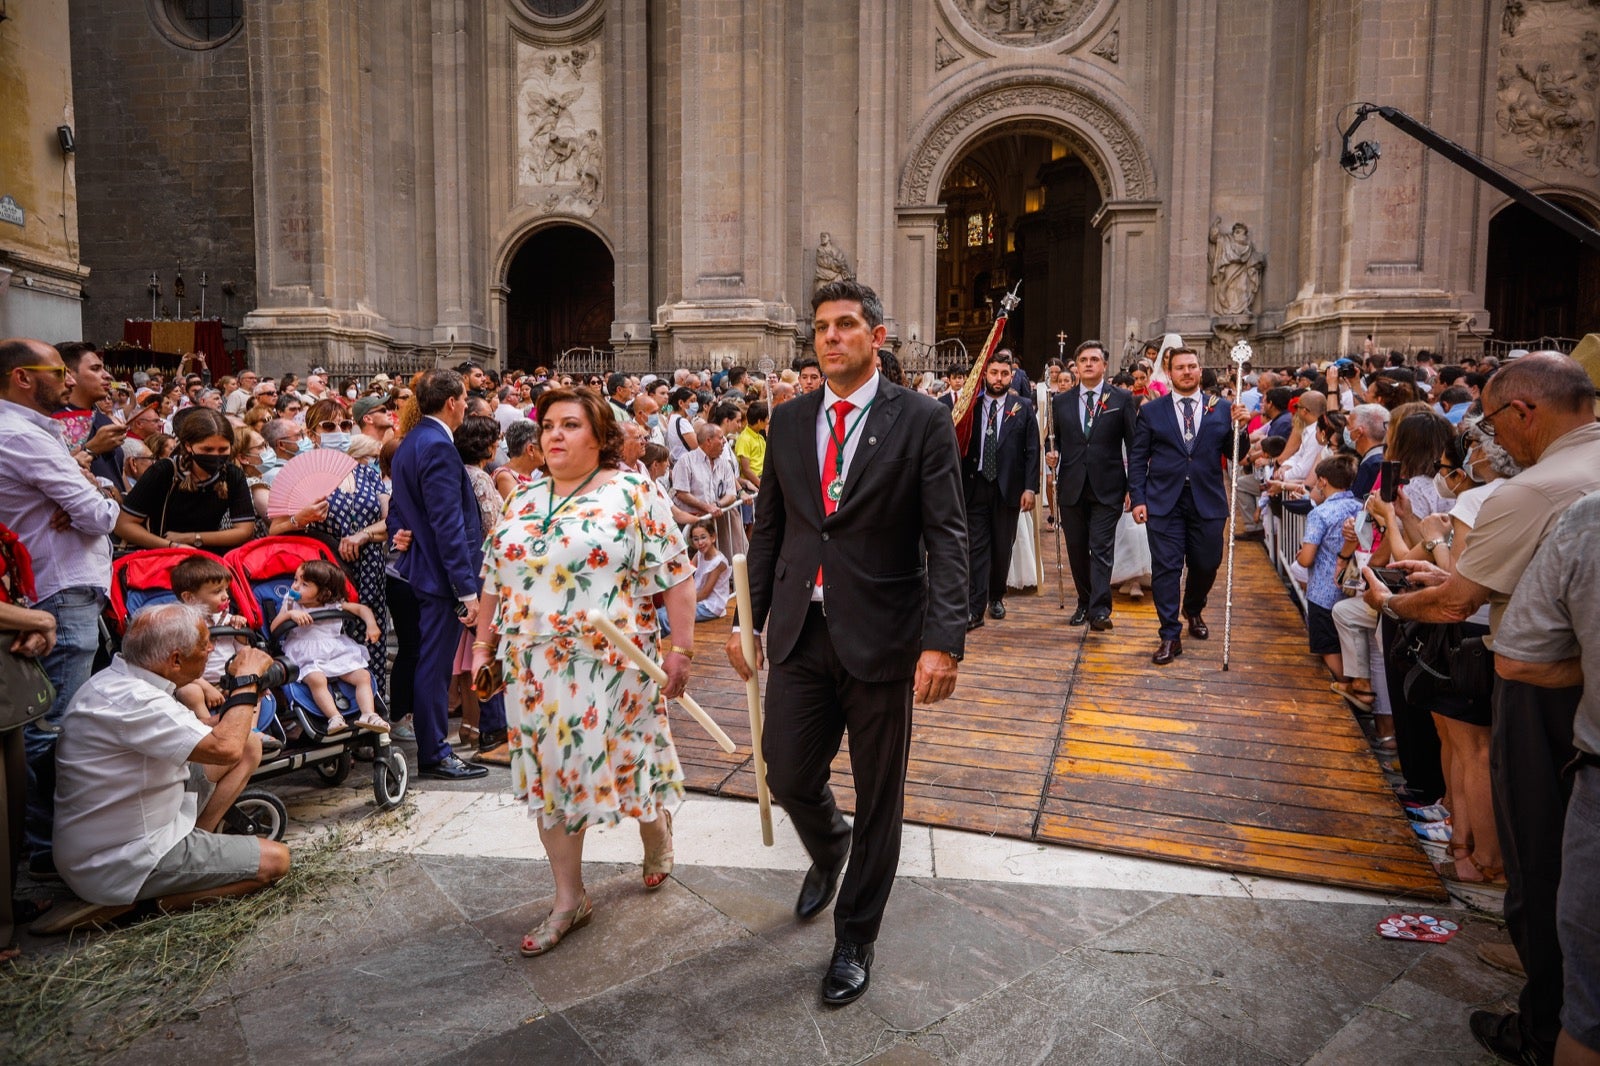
[673, 540, 1444, 901]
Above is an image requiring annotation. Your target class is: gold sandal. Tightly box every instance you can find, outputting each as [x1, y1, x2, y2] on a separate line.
[642, 808, 674, 891]
[520, 894, 592, 957]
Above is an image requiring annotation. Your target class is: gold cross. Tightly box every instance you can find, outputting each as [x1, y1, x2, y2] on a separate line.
[1056, 331, 1068, 355]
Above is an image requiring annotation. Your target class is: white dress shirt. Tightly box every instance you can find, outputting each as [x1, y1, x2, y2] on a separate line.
[0, 398, 119, 601]
[52, 656, 214, 905]
[815, 371, 881, 481]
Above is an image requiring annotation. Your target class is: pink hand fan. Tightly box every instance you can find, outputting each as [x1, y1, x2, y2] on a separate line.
[267, 449, 358, 518]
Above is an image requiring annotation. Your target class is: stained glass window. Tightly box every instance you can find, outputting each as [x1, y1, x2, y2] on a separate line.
[967, 212, 983, 248]
[936, 219, 949, 251]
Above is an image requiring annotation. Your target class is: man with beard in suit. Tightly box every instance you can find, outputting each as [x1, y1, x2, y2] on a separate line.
[1128, 347, 1248, 664]
[1047, 340, 1138, 630]
[727, 279, 967, 1007]
[960, 351, 1039, 628]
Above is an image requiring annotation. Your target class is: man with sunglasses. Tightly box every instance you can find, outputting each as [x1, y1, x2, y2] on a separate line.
[0, 339, 123, 883]
[352, 393, 396, 446]
[224, 370, 259, 416]
[248, 380, 279, 416]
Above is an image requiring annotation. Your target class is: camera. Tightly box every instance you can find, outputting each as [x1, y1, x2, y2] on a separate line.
[218, 655, 298, 693]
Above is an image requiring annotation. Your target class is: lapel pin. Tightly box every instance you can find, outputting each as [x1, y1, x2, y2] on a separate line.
[868, 436, 877, 445]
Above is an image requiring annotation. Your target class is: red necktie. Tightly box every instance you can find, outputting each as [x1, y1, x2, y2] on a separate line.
[818, 400, 854, 587]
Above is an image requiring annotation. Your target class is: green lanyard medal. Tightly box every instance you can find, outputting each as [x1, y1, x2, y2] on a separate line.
[825, 398, 875, 504]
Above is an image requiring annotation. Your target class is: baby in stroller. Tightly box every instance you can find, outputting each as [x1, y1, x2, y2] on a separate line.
[171, 555, 253, 719]
[272, 559, 389, 735]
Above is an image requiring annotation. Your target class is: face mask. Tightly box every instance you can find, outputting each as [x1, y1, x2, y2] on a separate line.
[688, 402, 700, 417]
[191, 453, 229, 475]
[1342, 428, 1355, 450]
[319, 432, 351, 452]
[647, 414, 661, 429]
[346, 388, 359, 399]
[1433, 472, 1456, 500]
[297, 436, 315, 453]
[259, 452, 284, 474]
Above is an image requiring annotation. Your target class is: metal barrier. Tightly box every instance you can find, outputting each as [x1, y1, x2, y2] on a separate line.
[1270, 502, 1309, 612]
[320, 349, 437, 391]
[1483, 336, 1579, 358]
[555, 346, 616, 379]
[901, 338, 969, 379]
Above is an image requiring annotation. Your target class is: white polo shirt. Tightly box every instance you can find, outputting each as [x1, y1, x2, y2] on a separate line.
[53, 656, 212, 905]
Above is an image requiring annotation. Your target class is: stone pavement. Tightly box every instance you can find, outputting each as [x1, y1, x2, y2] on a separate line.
[78, 772, 1519, 1066]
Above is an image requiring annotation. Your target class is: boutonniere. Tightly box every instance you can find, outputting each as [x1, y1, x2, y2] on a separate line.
[1008, 402, 1021, 418]
[1203, 395, 1221, 416]
[1094, 394, 1110, 418]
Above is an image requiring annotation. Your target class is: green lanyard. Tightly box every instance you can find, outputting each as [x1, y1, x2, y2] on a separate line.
[826, 397, 876, 482]
[529, 467, 600, 553]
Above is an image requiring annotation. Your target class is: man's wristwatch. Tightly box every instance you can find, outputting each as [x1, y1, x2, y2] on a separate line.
[219, 672, 264, 694]
[1379, 596, 1402, 621]
[1422, 538, 1442, 553]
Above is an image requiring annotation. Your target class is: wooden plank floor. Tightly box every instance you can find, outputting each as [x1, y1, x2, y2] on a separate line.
[672, 536, 1444, 901]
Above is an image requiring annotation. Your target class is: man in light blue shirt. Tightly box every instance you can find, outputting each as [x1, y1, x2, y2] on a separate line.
[0, 339, 121, 879]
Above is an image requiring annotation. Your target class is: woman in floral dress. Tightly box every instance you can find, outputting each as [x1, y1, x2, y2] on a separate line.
[472, 388, 696, 957]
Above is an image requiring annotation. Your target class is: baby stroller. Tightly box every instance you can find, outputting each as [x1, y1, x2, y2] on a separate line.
[107, 546, 296, 840]
[223, 535, 408, 820]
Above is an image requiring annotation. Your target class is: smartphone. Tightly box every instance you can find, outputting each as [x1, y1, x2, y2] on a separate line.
[1380, 460, 1401, 503]
[1370, 566, 1410, 593]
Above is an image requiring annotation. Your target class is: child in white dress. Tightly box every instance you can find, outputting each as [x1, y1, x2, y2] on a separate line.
[272, 559, 388, 734]
[689, 520, 730, 622]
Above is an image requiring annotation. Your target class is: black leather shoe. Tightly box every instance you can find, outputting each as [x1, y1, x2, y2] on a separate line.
[1089, 613, 1113, 631]
[1068, 606, 1089, 626]
[1186, 614, 1211, 640]
[795, 861, 844, 920]
[988, 599, 1006, 620]
[418, 753, 490, 780]
[821, 939, 874, 1006]
[966, 615, 985, 632]
[1469, 1009, 1553, 1066]
[1152, 638, 1183, 665]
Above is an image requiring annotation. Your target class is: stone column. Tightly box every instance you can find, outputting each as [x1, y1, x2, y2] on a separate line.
[856, 0, 902, 338]
[894, 205, 945, 348]
[429, 0, 493, 364]
[608, 0, 653, 371]
[1160, 2, 1217, 341]
[655, 0, 796, 371]
[1093, 200, 1162, 368]
[240, 1, 393, 376]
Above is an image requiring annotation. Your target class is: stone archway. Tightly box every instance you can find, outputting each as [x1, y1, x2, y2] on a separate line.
[500, 222, 615, 371]
[895, 75, 1159, 364]
[1484, 193, 1600, 343]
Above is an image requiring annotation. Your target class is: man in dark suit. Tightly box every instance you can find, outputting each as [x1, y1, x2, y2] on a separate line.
[727, 279, 967, 1007]
[386, 369, 489, 780]
[1128, 347, 1246, 665]
[1347, 403, 1390, 500]
[1047, 340, 1137, 629]
[961, 351, 1038, 627]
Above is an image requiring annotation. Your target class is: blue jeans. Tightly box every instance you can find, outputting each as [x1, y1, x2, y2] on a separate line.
[25, 586, 106, 859]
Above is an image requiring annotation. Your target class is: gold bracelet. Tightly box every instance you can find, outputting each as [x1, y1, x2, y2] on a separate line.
[668, 644, 694, 660]
[471, 640, 495, 650]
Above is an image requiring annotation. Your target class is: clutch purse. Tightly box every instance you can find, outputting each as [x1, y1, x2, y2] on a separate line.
[472, 659, 505, 701]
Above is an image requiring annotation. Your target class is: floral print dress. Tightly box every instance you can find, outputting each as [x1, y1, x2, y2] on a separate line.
[480, 470, 692, 831]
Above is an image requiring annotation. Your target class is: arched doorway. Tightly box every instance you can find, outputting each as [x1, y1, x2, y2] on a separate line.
[504, 224, 615, 370]
[934, 133, 1103, 376]
[1485, 199, 1600, 343]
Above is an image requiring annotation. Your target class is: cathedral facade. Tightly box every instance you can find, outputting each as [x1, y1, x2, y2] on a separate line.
[34, 0, 1600, 376]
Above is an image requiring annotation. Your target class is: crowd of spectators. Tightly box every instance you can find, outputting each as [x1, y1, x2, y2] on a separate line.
[3, 330, 1599, 1066]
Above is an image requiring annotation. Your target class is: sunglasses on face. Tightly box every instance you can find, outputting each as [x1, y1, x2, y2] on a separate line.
[317, 419, 356, 433]
[16, 365, 68, 378]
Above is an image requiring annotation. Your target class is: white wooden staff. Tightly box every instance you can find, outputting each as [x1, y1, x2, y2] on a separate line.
[731, 554, 774, 846]
[584, 609, 736, 753]
[1222, 339, 1253, 672]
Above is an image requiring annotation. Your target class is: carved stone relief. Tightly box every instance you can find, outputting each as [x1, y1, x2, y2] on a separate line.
[899, 79, 1155, 205]
[1495, 0, 1600, 176]
[1090, 20, 1119, 63]
[812, 232, 854, 291]
[953, 0, 1095, 47]
[934, 31, 962, 71]
[516, 41, 605, 216]
[1208, 218, 1264, 318]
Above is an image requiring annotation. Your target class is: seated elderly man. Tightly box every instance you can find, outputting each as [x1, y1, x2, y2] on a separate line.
[41, 603, 290, 932]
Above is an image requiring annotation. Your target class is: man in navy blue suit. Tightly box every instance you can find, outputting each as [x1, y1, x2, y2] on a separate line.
[960, 352, 1038, 627]
[387, 369, 490, 779]
[1128, 347, 1247, 665]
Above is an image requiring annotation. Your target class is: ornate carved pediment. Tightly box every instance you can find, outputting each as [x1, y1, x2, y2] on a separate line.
[899, 78, 1155, 205]
[516, 41, 606, 215]
[953, 0, 1096, 47]
[1495, 0, 1600, 177]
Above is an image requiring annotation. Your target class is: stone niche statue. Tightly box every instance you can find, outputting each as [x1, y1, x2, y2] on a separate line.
[1208, 218, 1265, 318]
[813, 232, 854, 291]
